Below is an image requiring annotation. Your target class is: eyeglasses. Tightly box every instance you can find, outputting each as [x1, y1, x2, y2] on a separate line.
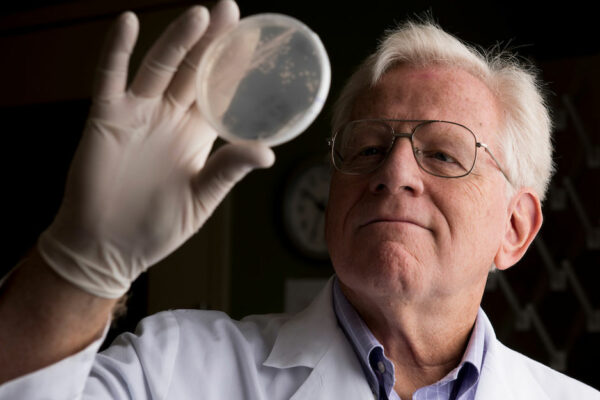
[328, 119, 510, 181]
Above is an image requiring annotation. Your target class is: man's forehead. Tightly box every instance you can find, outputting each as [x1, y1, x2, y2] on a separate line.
[371, 64, 491, 102]
[351, 64, 500, 136]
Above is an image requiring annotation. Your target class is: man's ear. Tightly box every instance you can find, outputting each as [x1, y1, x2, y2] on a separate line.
[494, 188, 543, 271]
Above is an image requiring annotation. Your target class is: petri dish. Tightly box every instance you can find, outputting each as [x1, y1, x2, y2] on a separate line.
[196, 13, 331, 147]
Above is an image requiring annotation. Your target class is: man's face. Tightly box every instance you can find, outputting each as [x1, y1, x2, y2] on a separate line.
[325, 64, 510, 307]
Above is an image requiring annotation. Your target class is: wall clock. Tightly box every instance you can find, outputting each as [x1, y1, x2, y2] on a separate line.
[282, 158, 331, 260]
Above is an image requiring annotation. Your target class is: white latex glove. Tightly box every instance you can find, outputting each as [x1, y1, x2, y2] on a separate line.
[37, 0, 275, 298]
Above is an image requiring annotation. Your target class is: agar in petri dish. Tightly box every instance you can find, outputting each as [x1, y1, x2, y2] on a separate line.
[196, 13, 331, 147]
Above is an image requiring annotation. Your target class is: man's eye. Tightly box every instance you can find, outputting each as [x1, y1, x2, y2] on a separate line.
[422, 150, 457, 163]
[358, 146, 384, 157]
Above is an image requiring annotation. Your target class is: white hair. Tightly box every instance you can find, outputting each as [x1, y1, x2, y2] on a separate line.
[332, 20, 554, 201]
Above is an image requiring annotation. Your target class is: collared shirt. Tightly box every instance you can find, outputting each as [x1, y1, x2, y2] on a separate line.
[332, 277, 487, 400]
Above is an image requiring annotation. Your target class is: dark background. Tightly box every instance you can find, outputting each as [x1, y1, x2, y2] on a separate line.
[1, 0, 599, 390]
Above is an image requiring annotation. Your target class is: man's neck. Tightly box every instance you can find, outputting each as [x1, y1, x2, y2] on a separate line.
[339, 282, 481, 399]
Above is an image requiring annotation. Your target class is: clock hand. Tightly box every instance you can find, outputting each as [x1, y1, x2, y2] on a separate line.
[301, 189, 326, 212]
[310, 208, 324, 241]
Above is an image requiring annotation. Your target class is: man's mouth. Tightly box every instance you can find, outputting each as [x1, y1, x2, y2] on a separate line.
[359, 217, 428, 231]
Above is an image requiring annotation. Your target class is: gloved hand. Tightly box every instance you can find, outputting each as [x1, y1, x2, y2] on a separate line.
[37, 0, 275, 299]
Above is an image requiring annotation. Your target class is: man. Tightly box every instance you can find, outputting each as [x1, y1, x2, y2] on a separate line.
[0, 1, 598, 399]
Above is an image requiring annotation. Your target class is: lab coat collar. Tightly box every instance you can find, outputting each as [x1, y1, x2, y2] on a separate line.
[263, 277, 374, 399]
[262, 279, 555, 400]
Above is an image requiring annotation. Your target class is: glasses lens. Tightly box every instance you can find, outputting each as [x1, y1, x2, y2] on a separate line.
[412, 121, 477, 178]
[332, 120, 393, 174]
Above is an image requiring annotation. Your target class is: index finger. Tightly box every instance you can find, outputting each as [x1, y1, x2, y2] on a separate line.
[129, 6, 210, 98]
[166, 0, 240, 107]
[93, 12, 139, 101]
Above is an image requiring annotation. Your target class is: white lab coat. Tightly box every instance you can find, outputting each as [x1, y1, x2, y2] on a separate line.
[0, 278, 598, 399]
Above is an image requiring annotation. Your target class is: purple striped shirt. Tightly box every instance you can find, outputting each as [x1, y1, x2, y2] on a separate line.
[332, 277, 486, 400]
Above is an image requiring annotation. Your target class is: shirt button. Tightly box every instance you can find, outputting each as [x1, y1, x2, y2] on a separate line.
[377, 361, 386, 373]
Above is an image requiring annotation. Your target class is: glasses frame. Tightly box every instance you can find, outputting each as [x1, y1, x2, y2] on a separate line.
[328, 119, 511, 182]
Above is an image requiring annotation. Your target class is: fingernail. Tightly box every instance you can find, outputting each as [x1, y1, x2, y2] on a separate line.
[188, 5, 209, 20]
[121, 11, 136, 25]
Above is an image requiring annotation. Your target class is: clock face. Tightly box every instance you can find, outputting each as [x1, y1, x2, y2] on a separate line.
[283, 160, 331, 260]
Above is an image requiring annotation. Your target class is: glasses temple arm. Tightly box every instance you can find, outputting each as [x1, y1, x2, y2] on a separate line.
[477, 142, 512, 184]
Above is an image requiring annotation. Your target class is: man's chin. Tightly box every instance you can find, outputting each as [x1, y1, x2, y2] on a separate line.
[336, 256, 427, 300]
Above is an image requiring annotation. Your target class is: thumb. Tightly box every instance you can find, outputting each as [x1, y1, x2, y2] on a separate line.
[193, 142, 275, 218]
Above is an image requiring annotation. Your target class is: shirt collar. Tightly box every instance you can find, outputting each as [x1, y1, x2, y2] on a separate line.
[332, 276, 488, 398]
[332, 277, 389, 396]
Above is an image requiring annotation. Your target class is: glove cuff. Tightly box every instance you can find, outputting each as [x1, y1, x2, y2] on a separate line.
[37, 231, 133, 299]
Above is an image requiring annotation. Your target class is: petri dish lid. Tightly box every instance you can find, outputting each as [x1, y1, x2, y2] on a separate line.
[196, 13, 331, 147]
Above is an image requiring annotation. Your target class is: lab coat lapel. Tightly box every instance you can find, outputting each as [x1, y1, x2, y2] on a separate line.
[263, 277, 373, 400]
[476, 346, 550, 400]
[474, 311, 550, 400]
[475, 344, 518, 400]
[289, 329, 374, 400]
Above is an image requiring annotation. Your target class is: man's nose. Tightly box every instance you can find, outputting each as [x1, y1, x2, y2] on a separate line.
[368, 137, 425, 195]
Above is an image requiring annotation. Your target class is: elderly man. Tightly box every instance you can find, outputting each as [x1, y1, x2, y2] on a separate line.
[0, 1, 597, 399]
